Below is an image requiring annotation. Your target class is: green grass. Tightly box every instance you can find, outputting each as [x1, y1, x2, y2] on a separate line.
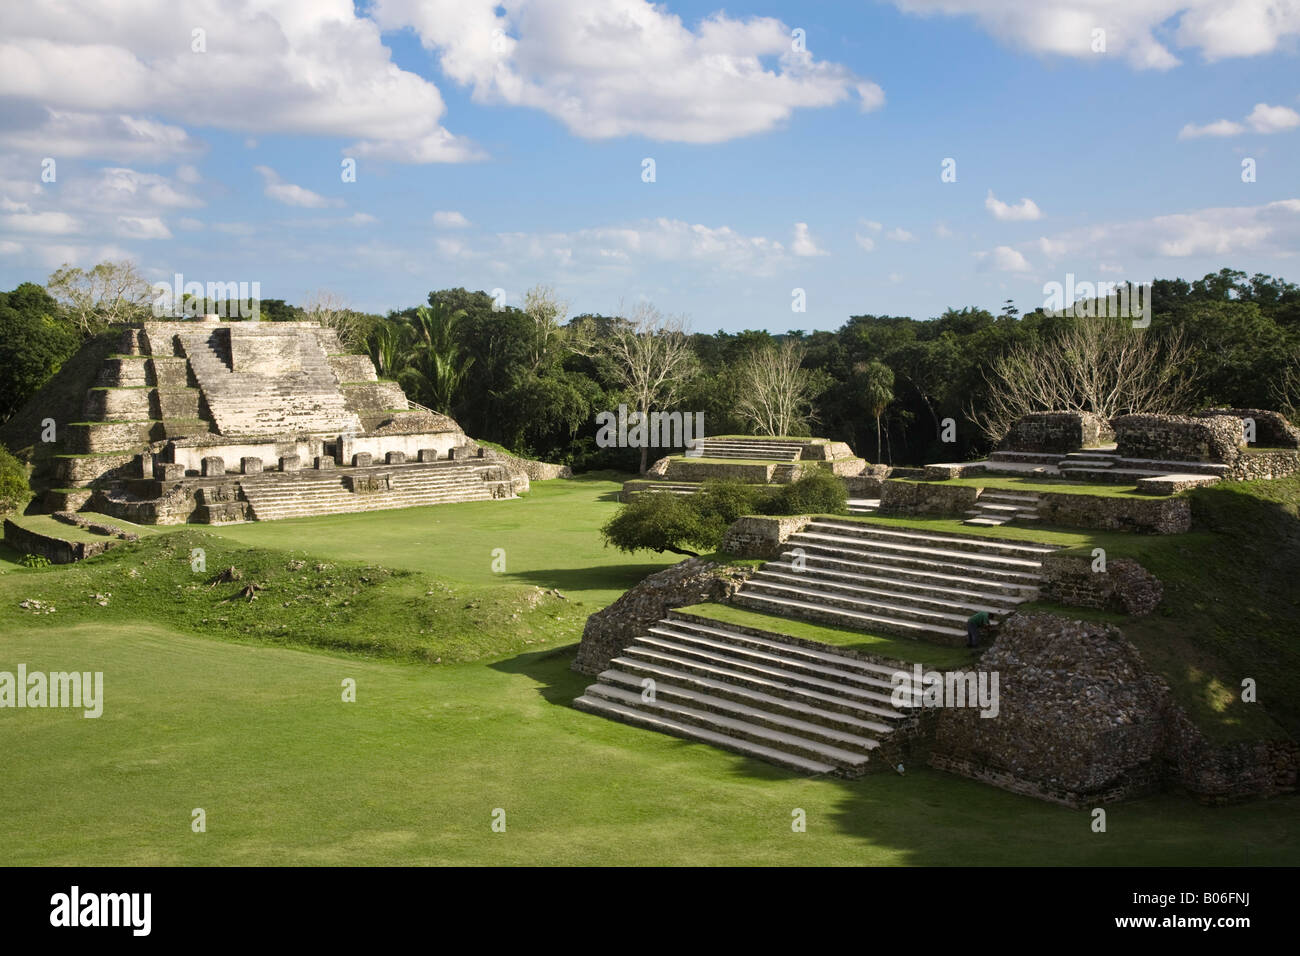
[896, 475, 1161, 498]
[4, 513, 161, 545]
[676, 602, 973, 669]
[2, 472, 1298, 864]
[0, 620, 1294, 866]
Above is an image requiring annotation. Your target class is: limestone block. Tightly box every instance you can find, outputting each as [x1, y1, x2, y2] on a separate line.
[201, 456, 225, 477]
[385, 450, 406, 464]
[279, 455, 301, 472]
[241, 456, 263, 475]
[314, 456, 334, 470]
[418, 448, 438, 462]
[159, 463, 186, 480]
[352, 452, 373, 467]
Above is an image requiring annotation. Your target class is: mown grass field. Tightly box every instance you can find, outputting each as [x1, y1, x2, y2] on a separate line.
[1, 474, 1297, 865]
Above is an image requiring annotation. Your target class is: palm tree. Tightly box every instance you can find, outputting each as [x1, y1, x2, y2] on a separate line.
[401, 302, 473, 413]
[859, 359, 894, 464]
[367, 320, 410, 380]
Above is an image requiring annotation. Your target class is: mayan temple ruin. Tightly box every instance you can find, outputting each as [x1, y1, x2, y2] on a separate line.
[36, 317, 524, 525]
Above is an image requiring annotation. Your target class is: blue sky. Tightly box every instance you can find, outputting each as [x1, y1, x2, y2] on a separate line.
[0, 0, 1297, 331]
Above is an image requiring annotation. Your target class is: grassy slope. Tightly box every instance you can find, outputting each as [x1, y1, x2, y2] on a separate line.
[1, 474, 1298, 864]
[0, 620, 1293, 866]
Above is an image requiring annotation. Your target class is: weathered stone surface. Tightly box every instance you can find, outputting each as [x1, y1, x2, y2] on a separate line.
[314, 456, 334, 470]
[385, 450, 405, 465]
[1113, 413, 1242, 463]
[201, 456, 225, 477]
[240, 456, 263, 475]
[158, 462, 186, 480]
[645, 455, 671, 477]
[1001, 411, 1112, 453]
[878, 479, 980, 516]
[1228, 448, 1300, 481]
[930, 613, 1171, 806]
[1197, 407, 1300, 449]
[279, 455, 300, 472]
[352, 452, 372, 468]
[1041, 553, 1163, 615]
[572, 558, 753, 676]
[1035, 491, 1190, 534]
[4, 518, 121, 563]
[720, 515, 813, 558]
[418, 448, 438, 463]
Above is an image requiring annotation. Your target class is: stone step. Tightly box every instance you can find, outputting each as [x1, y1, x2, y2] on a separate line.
[805, 520, 1056, 558]
[629, 634, 910, 707]
[781, 539, 1042, 587]
[603, 658, 898, 736]
[847, 498, 880, 514]
[581, 683, 874, 768]
[646, 622, 905, 695]
[978, 491, 1041, 504]
[573, 694, 838, 775]
[661, 615, 906, 681]
[760, 561, 1027, 607]
[741, 577, 1002, 628]
[731, 591, 967, 640]
[790, 530, 1048, 573]
[962, 516, 1011, 527]
[777, 549, 1036, 596]
[595, 670, 889, 747]
[613, 645, 905, 720]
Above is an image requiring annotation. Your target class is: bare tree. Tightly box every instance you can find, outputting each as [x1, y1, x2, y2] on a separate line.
[1273, 347, 1300, 421]
[969, 314, 1199, 443]
[46, 260, 152, 333]
[734, 339, 820, 437]
[523, 284, 568, 372]
[303, 289, 364, 349]
[601, 302, 698, 473]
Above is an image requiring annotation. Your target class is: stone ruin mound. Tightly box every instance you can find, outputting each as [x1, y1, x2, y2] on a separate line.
[22, 317, 531, 526]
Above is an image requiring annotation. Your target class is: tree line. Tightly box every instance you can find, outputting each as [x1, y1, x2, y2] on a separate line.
[2, 262, 1299, 472]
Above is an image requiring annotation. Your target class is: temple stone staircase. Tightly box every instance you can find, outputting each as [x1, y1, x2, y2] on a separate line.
[1055, 448, 1228, 484]
[963, 491, 1040, 527]
[695, 439, 803, 461]
[734, 520, 1055, 642]
[176, 327, 362, 437]
[236, 462, 508, 520]
[575, 613, 921, 776]
[576, 519, 1059, 774]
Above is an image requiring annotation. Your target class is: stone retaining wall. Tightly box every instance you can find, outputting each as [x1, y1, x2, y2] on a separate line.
[1197, 407, 1300, 449]
[719, 515, 813, 559]
[1040, 552, 1163, 615]
[572, 558, 753, 675]
[3, 518, 121, 563]
[878, 479, 980, 516]
[1036, 491, 1191, 534]
[1002, 411, 1111, 453]
[1113, 413, 1243, 463]
[1228, 448, 1300, 481]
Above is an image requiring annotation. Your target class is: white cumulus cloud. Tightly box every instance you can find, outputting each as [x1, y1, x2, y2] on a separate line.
[985, 190, 1043, 221]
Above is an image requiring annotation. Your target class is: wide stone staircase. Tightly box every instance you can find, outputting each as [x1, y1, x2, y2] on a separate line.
[695, 438, 803, 461]
[176, 328, 363, 437]
[236, 462, 509, 521]
[1055, 448, 1228, 484]
[734, 519, 1055, 642]
[575, 613, 921, 776]
[963, 491, 1040, 527]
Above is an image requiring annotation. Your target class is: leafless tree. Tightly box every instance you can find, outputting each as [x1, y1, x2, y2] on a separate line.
[1272, 347, 1300, 421]
[523, 283, 568, 372]
[302, 289, 364, 349]
[45, 260, 152, 333]
[969, 314, 1200, 443]
[735, 339, 819, 437]
[601, 302, 698, 472]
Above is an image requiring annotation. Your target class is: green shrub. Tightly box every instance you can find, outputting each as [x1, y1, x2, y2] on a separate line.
[692, 479, 769, 535]
[763, 469, 848, 516]
[0, 444, 31, 517]
[20, 553, 51, 569]
[601, 492, 713, 556]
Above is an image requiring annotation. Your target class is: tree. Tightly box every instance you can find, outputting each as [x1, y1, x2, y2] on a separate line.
[401, 302, 473, 413]
[523, 284, 568, 373]
[969, 313, 1198, 443]
[858, 359, 894, 463]
[597, 303, 698, 473]
[45, 260, 151, 333]
[734, 339, 822, 436]
[302, 289, 364, 350]
[0, 283, 79, 422]
[601, 492, 711, 557]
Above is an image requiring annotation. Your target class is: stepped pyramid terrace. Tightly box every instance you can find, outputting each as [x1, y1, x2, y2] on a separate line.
[25, 317, 525, 528]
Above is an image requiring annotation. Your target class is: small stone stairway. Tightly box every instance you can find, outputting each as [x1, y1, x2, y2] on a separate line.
[1056, 447, 1228, 484]
[735, 519, 1055, 642]
[696, 439, 803, 461]
[963, 491, 1040, 527]
[847, 498, 880, 515]
[575, 613, 921, 776]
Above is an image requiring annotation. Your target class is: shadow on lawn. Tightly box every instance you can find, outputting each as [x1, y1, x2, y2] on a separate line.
[503, 561, 673, 595]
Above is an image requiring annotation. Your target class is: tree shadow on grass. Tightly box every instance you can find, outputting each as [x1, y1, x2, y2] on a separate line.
[503, 562, 674, 597]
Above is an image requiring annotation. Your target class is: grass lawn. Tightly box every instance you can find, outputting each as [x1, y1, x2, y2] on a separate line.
[1, 620, 1294, 866]
[894, 476, 1160, 498]
[1, 473, 1298, 865]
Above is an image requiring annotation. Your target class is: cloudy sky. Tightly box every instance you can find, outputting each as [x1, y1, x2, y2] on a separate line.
[0, 0, 1297, 331]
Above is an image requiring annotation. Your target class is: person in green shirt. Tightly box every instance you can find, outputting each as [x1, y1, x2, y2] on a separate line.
[966, 611, 989, 648]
